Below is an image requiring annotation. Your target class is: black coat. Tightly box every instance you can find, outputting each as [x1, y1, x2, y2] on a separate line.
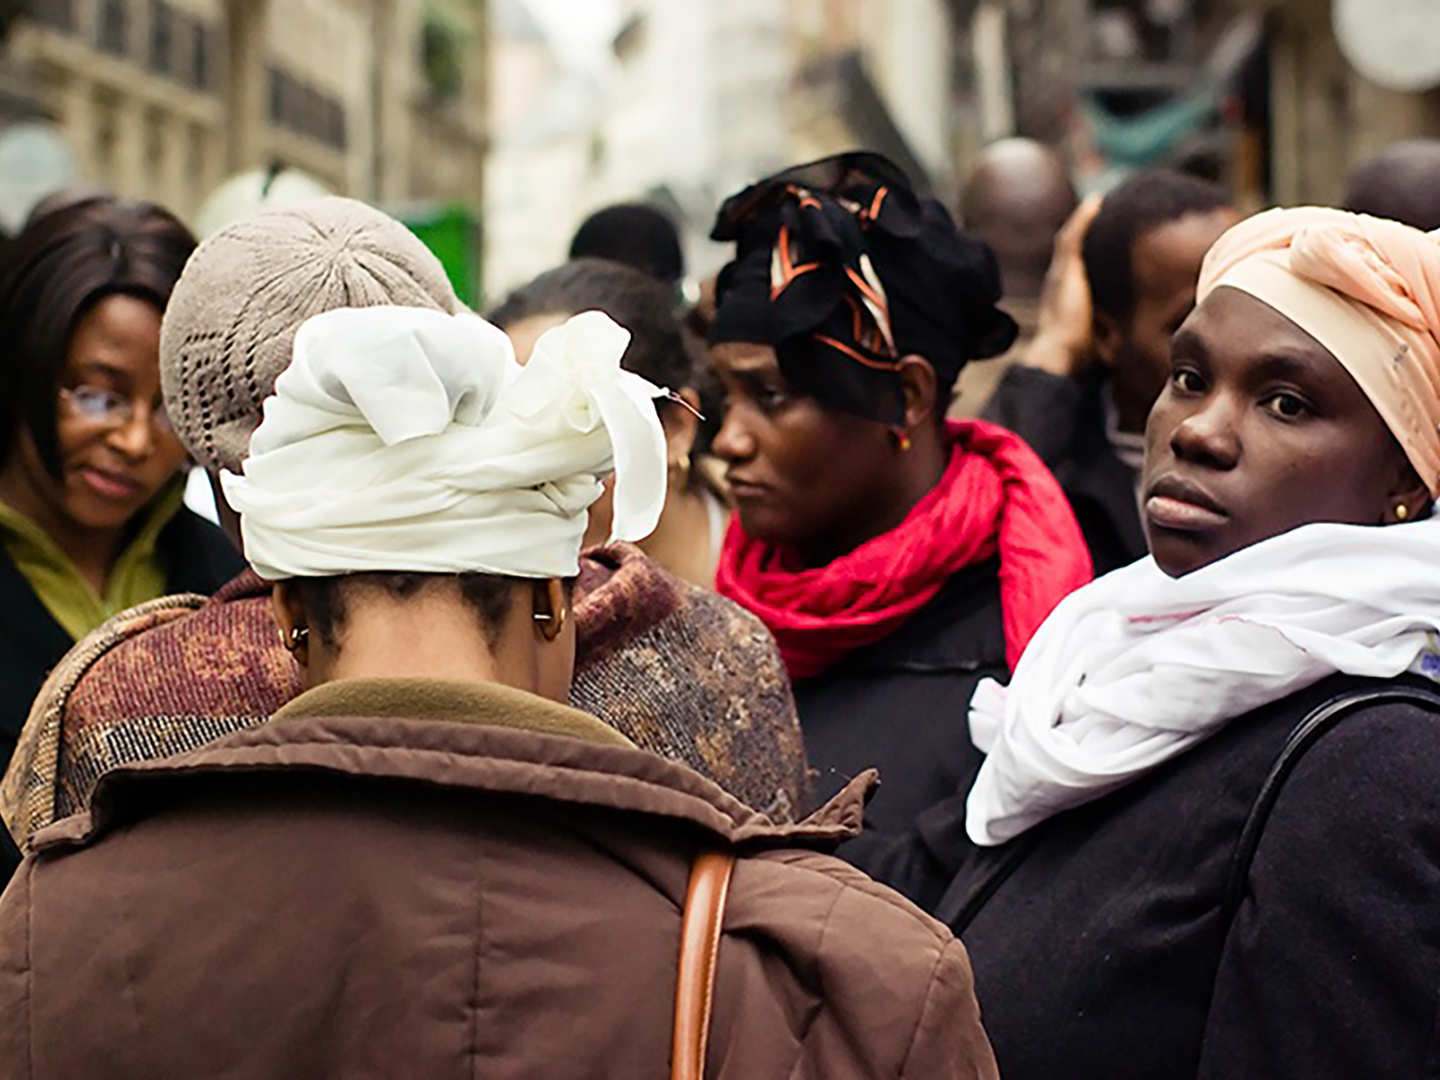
[861, 672, 1440, 1079]
[984, 364, 1146, 575]
[793, 559, 1005, 837]
[0, 506, 242, 769]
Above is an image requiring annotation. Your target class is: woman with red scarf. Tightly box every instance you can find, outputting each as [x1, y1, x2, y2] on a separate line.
[710, 153, 1092, 837]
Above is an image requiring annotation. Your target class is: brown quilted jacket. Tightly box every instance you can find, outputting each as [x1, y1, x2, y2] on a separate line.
[0, 678, 997, 1079]
[1, 544, 810, 856]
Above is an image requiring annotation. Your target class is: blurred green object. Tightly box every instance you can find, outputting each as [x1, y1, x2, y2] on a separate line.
[396, 202, 482, 309]
[1080, 88, 1221, 169]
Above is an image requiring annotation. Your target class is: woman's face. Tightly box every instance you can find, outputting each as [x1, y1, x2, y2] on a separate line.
[5, 294, 187, 536]
[1142, 286, 1414, 577]
[711, 342, 898, 561]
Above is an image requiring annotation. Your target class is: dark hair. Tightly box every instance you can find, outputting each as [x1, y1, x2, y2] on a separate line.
[1341, 140, 1440, 231]
[569, 203, 684, 286]
[1081, 170, 1233, 324]
[298, 572, 516, 649]
[0, 196, 197, 478]
[489, 257, 697, 396]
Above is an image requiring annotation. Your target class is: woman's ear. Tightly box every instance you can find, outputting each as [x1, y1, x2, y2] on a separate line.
[1384, 462, 1433, 525]
[270, 581, 310, 665]
[1093, 310, 1124, 370]
[896, 354, 939, 430]
[662, 391, 700, 462]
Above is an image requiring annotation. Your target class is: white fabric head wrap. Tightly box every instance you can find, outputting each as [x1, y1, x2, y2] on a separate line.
[221, 306, 668, 580]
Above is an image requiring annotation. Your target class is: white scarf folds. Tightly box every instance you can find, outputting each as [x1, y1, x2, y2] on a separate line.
[966, 515, 1440, 846]
[221, 306, 668, 580]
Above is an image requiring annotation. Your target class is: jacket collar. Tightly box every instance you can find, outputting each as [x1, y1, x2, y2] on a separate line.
[272, 677, 638, 749]
[32, 677, 874, 855]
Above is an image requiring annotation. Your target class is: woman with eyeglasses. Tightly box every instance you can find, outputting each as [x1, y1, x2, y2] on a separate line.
[0, 198, 242, 760]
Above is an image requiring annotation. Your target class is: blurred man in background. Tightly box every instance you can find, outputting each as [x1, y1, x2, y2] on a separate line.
[953, 137, 1078, 414]
[1341, 139, 1440, 231]
[985, 169, 1237, 573]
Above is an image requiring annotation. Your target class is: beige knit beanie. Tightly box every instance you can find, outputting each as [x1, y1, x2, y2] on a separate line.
[160, 195, 463, 474]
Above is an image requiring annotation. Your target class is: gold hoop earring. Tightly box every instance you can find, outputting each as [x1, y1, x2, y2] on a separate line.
[279, 625, 309, 653]
[534, 604, 568, 642]
[534, 579, 568, 642]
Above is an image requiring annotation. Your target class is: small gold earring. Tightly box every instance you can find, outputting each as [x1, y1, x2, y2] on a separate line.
[280, 626, 309, 652]
[534, 579, 568, 642]
[892, 428, 912, 452]
[534, 605, 567, 641]
[1397, 504, 1409, 521]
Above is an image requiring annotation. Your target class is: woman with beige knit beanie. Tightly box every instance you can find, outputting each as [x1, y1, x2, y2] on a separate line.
[0, 197, 810, 880]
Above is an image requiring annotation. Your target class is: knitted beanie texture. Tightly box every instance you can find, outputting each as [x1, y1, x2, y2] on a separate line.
[160, 196, 462, 474]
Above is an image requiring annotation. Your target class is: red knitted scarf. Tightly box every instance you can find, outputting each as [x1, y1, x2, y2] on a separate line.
[716, 420, 1093, 680]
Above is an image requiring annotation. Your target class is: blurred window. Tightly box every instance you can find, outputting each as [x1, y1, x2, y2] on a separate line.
[148, 0, 173, 76]
[33, 0, 76, 33]
[187, 19, 212, 91]
[98, 0, 128, 56]
[421, 17, 462, 101]
[268, 65, 347, 152]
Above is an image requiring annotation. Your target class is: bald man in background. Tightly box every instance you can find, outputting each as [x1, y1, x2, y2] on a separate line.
[952, 138, 1077, 414]
[1341, 139, 1440, 231]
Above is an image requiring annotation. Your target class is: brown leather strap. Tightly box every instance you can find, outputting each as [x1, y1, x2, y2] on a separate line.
[672, 849, 735, 1080]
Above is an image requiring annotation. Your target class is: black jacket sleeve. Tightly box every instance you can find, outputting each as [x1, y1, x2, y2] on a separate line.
[1198, 700, 1440, 1078]
[979, 364, 1084, 468]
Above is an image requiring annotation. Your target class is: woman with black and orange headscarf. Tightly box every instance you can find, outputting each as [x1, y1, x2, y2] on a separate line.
[708, 153, 1092, 838]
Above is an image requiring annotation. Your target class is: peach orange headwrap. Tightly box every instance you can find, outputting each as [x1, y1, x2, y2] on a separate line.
[1198, 207, 1440, 495]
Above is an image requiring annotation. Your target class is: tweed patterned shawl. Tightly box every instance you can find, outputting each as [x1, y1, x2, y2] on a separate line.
[2, 544, 810, 850]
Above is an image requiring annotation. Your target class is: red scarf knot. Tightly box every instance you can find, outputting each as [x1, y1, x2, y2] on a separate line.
[716, 420, 1093, 679]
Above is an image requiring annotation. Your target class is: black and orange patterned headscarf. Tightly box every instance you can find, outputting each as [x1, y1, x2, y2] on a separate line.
[710, 152, 1017, 423]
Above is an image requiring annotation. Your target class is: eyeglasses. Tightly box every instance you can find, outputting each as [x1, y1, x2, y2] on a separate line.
[59, 385, 174, 435]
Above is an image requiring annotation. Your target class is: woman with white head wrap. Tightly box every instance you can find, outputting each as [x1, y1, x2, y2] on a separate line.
[223, 305, 665, 682]
[0, 302, 1002, 1078]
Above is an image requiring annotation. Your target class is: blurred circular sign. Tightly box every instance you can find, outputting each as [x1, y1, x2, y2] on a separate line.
[0, 121, 81, 233]
[194, 166, 331, 238]
[1334, 0, 1440, 92]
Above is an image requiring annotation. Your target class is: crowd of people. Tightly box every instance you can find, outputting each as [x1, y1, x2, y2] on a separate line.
[0, 132, 1437, 1077]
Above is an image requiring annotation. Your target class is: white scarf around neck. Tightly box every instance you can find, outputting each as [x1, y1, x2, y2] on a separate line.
[966, 514, 1440, 846]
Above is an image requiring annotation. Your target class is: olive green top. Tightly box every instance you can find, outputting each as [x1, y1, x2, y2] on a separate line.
[0, 480, 185, 641]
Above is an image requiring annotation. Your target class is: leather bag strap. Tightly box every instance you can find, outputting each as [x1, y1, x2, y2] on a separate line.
[1222, 683, 1440, 925]
[672, 849, 735, 1080]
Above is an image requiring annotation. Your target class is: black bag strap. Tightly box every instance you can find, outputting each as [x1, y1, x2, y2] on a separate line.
[1222, 683, 1440, 926]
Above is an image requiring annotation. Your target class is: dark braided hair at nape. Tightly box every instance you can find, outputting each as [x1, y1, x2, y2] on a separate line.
[297, 573, 519, 649]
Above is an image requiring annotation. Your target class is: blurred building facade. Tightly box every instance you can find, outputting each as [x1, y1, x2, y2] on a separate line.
[1262, 0, 1440, 205]
[954, 0, 1440, 208]
[483, 0, 966, 302]
[1, 0, 486, 226]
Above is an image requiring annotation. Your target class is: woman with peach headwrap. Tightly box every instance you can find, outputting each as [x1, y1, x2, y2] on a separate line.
[861, 208, 1440, 1080]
